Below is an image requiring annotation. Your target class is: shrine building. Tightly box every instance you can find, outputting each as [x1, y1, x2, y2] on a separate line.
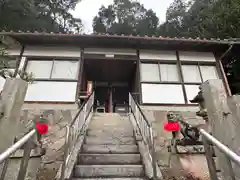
[0, 32, 238, 111]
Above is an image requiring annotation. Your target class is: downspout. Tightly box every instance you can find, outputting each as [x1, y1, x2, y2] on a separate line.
[219, 44, 233, 60]
[218, 44, 234, 96]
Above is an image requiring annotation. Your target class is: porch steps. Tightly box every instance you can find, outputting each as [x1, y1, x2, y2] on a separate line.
[72, 113, 146, 179]
[72, 178, 147, 180]
[78, 154, 141, 164]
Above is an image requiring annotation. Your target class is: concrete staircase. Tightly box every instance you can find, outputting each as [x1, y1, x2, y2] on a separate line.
[71, 113, 146, 180]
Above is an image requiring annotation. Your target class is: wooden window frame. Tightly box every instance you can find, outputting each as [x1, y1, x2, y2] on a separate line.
[181, 62, 219, 83]
[140, 56, 221, 105]
[140, 60, 181, 84]
[25, 57, 80, 82]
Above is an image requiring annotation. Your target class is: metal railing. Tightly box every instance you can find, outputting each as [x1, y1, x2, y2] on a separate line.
[0, 129, 37, 180]
[200, 129, 240, 180]
[129, 93, 157, 179]
[60, 92, 94, 180]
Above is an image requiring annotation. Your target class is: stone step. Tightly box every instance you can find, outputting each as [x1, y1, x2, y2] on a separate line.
[90, 121, 130, 125]
[78, 154, 141, 165]
[82, 145, 138, 154]
[88, 127, 133, 132]
[89, 124, 132, 128]
[72, 178, 147, 180]
[88, 127, 132, 132]
[91, 118, 127, 122]
[84, 137, 136, 145]
[74, 165, 144, 177]
[87, 130, 134, 137]
[92, 113, 128, 117]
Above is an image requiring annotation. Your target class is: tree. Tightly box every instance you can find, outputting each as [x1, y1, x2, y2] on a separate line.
[0, 0, 83, 33]
[92, 0, 159, 36]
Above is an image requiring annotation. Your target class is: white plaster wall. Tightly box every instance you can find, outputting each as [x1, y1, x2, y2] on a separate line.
[141, 105, 199, 112]
[0, 78, 78, 103]
[22, 103, 78, 109]
[139, 50, 177, 60]
[179, 51, 216, 62]
[84, 48, 137, 55]
[7, 48, 21, 56]
[24, 46, 81, 57]
[25, 81, 77, 102]
[141, 83, 185, 104]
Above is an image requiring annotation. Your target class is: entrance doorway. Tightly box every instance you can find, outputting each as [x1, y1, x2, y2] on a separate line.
[94, 82, 129, 113]
[81, 58, 138, 113]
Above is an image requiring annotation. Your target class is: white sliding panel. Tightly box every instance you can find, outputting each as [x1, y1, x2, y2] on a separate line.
[25, 81, 77, 102]
[51, 61, 79, 79]
[140, 63, 160, 82]
[185, 85, 200, 103]
[179, 51, 216, 62]
[26, 61, 52, 78]
[159, 64, 179, 82]
[140, 50, 177, 60]
[182, 65, 202, 83]
[200, 66, 219, 81]
[141, 83, 185, 104]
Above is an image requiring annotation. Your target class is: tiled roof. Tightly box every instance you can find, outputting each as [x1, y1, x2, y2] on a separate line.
[0, 30, 239, 44]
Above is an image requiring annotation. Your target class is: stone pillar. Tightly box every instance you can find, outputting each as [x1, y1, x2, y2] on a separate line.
[202, 79, 240, 180]
[0, 78, 28, 153]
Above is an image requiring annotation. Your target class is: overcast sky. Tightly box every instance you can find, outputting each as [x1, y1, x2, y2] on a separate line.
[71, 0, 174, 33]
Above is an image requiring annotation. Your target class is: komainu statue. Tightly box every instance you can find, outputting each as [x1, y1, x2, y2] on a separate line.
[190, 86, 208, 121]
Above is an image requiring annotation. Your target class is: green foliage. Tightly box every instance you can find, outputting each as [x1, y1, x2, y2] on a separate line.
[0, 0, 83, 33]
[92, 0, 159, 36]
[157, 0, 240, 38]
[0, 69, 35, 83]
[0, 47, 11, 68]
[0, 47, 8, 56]
[18, 69, 35, 83]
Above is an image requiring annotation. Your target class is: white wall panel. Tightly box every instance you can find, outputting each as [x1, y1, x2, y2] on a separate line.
[200, 66, 219, 81]
[25, 81, 77, 102]
[7, 48, 21, 56]
[84, 48, 136, 55]
[185, 85, 199, 103]
[140, 50, 177, 60]
[160, 64, 179, 81]
[140, 63, 160, 82]
[24, 46, 80, 57]
[182, 65, 202, 83]
[26, 61, 52, 78]
[179, 51, 216, 62]
[51, 61, 79, 79]
[141, 83, 185, 104]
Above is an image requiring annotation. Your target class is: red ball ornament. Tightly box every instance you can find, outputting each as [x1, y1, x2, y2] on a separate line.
[164, 121, 180, 132]
[35, 116, 49, 135]
[36, 122, 48, 135]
